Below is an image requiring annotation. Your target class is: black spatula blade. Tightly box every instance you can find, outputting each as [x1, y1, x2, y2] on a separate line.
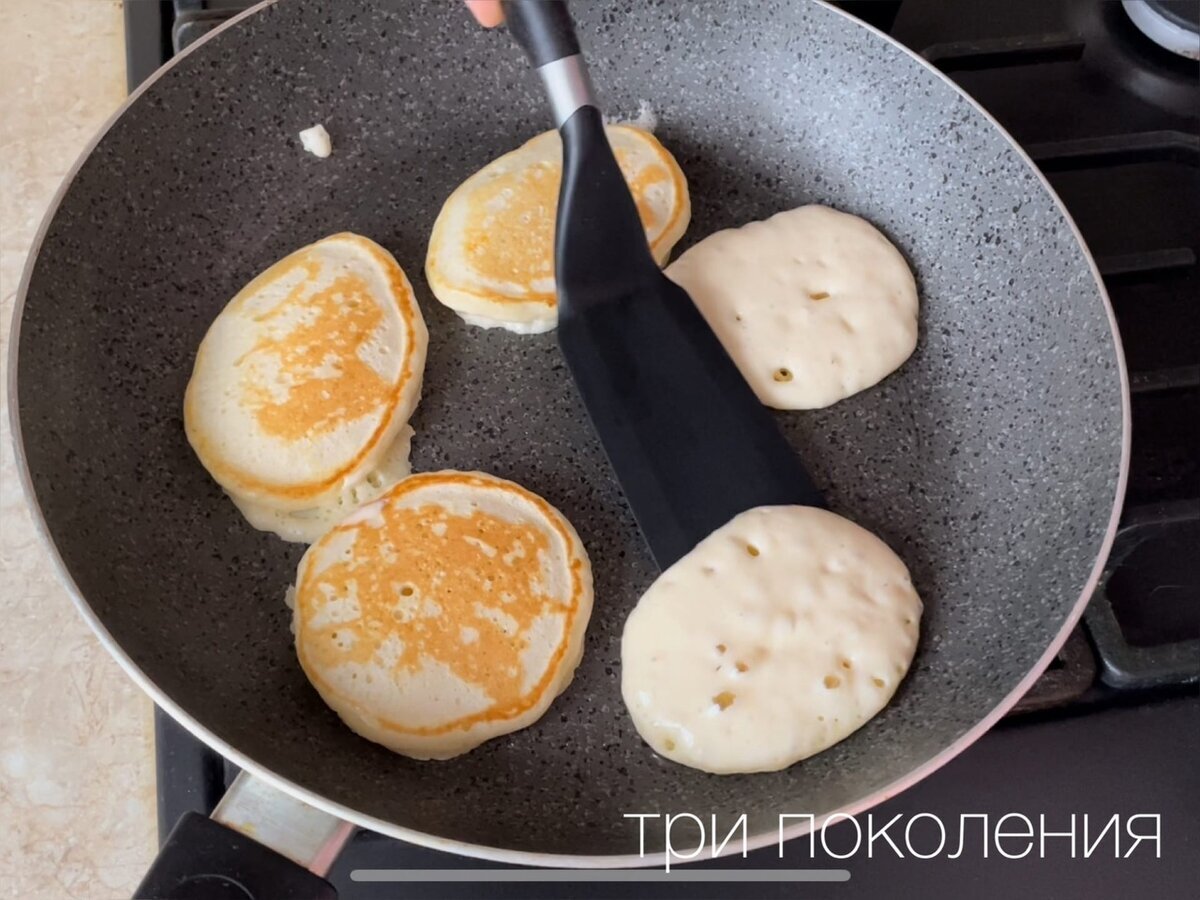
[555, 109, 824, 568]
[503, 1, 824, 569]
[559, 271, 825, 569]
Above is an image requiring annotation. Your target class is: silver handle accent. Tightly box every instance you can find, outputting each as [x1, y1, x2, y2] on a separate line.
[537, 54, 597, 127]
[213, 771, 353, 876]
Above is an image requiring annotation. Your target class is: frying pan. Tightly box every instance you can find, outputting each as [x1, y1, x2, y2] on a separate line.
[9, 0, 1127, 871]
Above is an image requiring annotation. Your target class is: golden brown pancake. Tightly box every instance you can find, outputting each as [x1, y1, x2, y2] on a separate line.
[184, 233, 427, 530]
[291, 471, 594, 759]
[426, 124, 690, 333]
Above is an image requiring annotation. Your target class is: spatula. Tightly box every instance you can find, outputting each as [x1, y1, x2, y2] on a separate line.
[501, 0, 823, 568]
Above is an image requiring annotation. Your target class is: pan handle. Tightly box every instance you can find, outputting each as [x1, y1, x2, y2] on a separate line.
[134, 771, 349, 899]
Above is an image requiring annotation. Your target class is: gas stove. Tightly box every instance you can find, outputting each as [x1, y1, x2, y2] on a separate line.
[126, 1, 1198, 896]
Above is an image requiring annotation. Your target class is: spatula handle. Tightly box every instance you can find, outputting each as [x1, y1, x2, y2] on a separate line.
[502, 0, 597, 128]
[501, 0, 580, 66]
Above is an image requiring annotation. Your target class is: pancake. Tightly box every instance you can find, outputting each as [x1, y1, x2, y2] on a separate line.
[621, 505, 922, 774]
[291, 471, 594, 760]
[426, 124, 690, 333]
[184, 233, 427, 531]
[665, 205, 919, 409]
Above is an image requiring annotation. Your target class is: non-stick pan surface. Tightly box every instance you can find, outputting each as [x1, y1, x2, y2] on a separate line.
[10, 0, 1126, 863]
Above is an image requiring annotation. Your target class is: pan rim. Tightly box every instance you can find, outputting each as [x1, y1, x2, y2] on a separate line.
[5, 0, 1131, 870]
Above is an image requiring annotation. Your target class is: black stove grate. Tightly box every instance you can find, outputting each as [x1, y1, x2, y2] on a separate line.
[1086, 499, 1200, 688]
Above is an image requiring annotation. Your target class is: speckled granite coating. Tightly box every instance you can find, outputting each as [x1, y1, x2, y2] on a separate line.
[13, 0, 1123, 857]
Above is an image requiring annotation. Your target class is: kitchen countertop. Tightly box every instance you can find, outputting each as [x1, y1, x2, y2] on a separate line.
[0, 2, 157, 897]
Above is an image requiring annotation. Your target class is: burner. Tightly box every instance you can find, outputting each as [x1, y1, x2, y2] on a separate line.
[1123, 0, 1200, 60]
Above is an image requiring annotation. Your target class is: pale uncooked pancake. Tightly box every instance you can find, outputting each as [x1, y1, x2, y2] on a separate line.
[291, 471, 594, 760]
[666, 205, 919, 409]
[426, 124, 690, 333]
[184, 232, 427, 531]
[621, 505, 921, 774]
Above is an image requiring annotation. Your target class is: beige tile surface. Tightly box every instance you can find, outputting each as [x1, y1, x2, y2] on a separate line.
[1, 2, 158, 897]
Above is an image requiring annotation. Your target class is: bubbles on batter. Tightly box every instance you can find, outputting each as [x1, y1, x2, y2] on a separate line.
[712, 691, 736, 711]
